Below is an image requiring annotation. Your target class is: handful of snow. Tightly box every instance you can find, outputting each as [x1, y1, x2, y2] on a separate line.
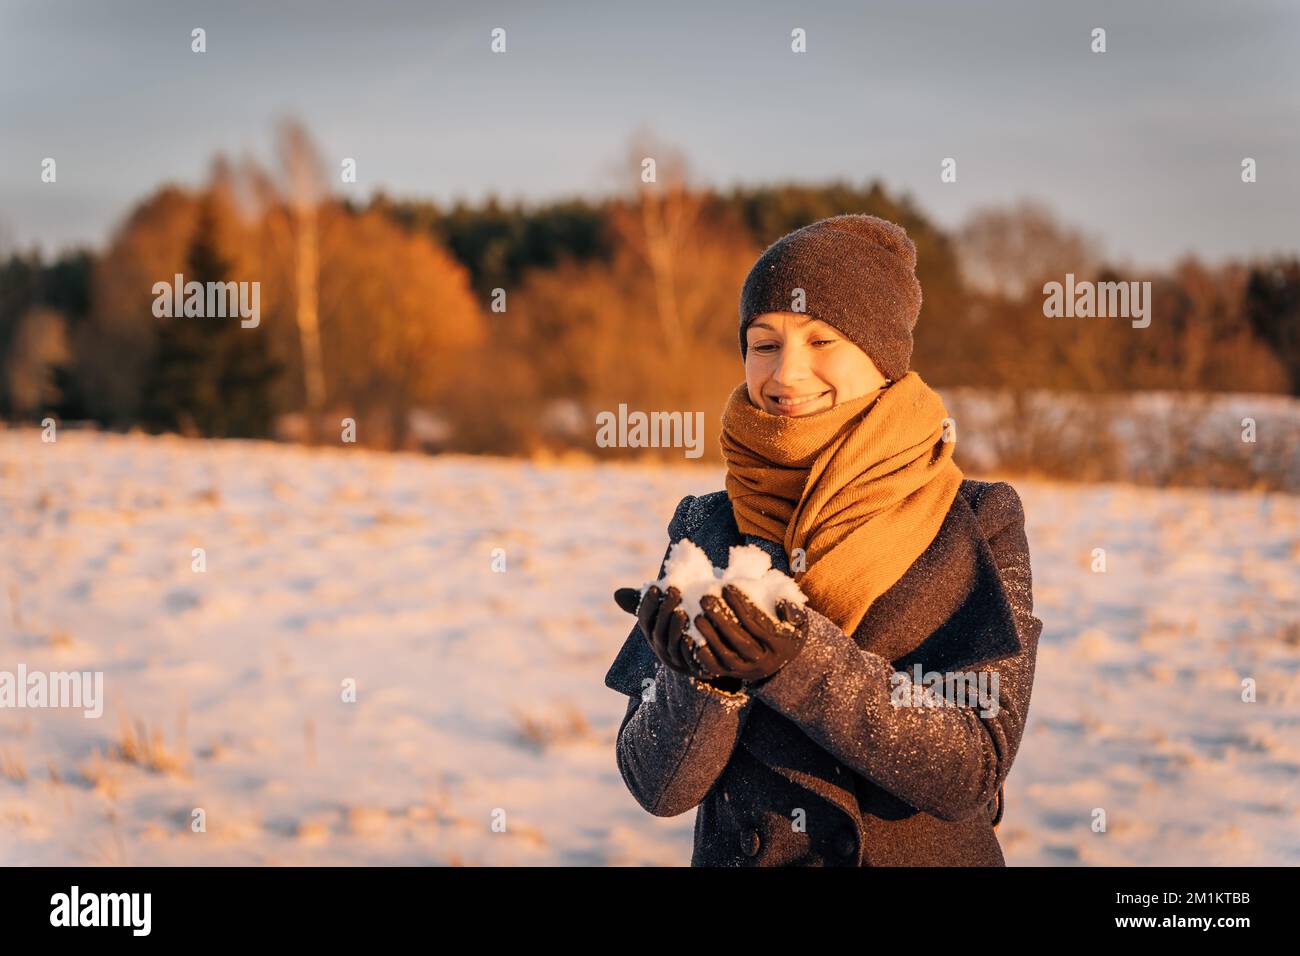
[640, 539, 808, 646]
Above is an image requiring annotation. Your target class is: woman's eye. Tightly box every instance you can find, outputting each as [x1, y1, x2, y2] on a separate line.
[811, 339, 835, 347]
[752, 343, 778, 353]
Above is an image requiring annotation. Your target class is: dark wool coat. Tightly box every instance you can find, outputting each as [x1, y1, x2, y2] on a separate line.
[604, 478, 1043, 866]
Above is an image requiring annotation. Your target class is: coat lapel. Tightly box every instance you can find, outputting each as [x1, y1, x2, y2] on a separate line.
[854, 484, 1022, 674]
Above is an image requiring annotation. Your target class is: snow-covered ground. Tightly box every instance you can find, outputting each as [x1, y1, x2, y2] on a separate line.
[1, 428, 1297, 865]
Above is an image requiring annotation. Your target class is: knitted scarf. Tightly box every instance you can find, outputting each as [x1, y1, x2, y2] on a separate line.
[719, 370, 964, 638]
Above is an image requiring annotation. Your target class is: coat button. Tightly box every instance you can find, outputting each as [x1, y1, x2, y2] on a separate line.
[834, 828, 858, 860]
[740, 828, 761, 857]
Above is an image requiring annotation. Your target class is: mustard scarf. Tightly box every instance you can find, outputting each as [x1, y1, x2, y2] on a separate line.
[719, 370, 963, 638]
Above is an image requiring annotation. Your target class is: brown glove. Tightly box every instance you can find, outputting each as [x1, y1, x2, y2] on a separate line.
[693, 584, 810, 683]
[613, 585, 746, 692]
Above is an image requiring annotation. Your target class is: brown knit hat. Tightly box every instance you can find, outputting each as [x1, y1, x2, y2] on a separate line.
[738, 214, 923, 382]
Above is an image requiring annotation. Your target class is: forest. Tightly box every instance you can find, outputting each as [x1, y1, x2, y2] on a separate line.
[2, 124, 1297, 471]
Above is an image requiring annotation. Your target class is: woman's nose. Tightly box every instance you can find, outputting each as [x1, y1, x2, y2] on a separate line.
[771, 343, 810, 382]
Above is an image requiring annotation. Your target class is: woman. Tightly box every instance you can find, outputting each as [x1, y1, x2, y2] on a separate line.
[604, 213, 1043, 866]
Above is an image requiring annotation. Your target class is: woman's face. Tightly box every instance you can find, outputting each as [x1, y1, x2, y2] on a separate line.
[744, 312, 888, 417]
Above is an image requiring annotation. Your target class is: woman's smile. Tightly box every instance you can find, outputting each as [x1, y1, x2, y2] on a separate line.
[765, 389, 831, 416]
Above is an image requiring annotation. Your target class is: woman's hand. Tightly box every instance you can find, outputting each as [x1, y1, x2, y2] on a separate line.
[693, 584, 810, 683]
[613, 584, 699, 676]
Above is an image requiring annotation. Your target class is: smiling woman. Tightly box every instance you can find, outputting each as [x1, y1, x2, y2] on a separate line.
[605, 213, 1043, 867]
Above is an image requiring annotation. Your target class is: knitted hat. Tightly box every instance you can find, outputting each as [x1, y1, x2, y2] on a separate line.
[738, 214, 923, 382]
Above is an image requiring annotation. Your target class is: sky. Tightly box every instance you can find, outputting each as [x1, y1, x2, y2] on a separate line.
[2, 0, 1297, 270]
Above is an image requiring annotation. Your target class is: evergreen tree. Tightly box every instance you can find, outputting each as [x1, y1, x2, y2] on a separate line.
[1245, 258, 1300, 395]
[140, 197, 281, 437]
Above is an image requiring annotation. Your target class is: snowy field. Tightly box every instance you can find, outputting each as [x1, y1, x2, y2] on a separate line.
[1, 428, 1298, 866]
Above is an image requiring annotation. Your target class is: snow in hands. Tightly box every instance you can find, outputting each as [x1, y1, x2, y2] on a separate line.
[640, 540, 808, 645]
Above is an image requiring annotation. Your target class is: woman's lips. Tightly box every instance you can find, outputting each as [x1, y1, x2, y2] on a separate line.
[767, 390, 829, 415]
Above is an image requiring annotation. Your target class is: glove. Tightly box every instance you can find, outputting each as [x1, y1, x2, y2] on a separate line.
[693, 584, 810, 683]
[613, 585, 746, 693]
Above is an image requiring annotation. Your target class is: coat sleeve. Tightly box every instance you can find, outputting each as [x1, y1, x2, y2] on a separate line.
[604, 494, 756, 818]
[746, 481, 1043, 823]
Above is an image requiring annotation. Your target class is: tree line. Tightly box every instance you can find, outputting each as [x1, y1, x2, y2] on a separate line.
[2, 129, 1297, 457]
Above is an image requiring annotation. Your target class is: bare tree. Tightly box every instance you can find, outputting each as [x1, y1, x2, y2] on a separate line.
[606, 131, 709, 357]
[276, 119, 327, 426]
[5, 307, 70, 417]
[956, 199, 1102, 301]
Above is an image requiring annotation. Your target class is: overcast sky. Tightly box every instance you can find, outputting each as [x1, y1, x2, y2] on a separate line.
[2, 0, 1297, 269]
